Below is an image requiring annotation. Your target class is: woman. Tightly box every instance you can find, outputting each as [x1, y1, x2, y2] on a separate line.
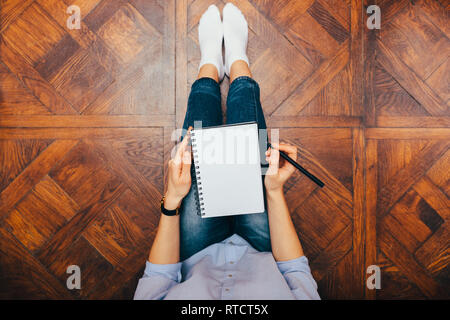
[134, 3, 320, 300]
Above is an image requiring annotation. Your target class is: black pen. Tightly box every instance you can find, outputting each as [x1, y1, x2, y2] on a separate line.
[268, 143, 325, 188]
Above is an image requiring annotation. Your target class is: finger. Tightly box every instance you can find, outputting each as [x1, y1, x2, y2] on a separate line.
[272, 142, 297, 161]
[182, 150, 191, 174]
[178, 129, 191, 152]
[270, 147, 279, 165]
[266, 147, 279, 176]
[168, 159, 181, 177]
[277, 142, 297, 154]
[265, 148, 271, 162]
[174, 128, 192, 164]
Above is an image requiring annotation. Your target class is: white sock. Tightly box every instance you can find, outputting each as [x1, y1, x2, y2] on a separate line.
[223, 3, 249, 77]
[198, 5, 224, 81]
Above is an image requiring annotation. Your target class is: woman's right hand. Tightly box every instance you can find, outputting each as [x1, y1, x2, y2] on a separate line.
[164, 129, 192, 209]
[264, 142, 297, 194]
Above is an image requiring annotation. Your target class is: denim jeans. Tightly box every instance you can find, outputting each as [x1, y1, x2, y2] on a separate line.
[179, 76, 271, 260]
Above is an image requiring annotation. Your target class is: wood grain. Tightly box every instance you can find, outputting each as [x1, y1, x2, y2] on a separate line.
[352, 127, 365, 298]
[0, 140, 78, 219]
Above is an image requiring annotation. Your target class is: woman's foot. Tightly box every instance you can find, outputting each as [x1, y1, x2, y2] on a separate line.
[223, 3, 249, 77]
[198, 5, 225, 81]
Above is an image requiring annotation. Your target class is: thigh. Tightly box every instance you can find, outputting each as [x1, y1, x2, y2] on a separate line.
[226, 76, 267, 130]
[180, 77, 231, 260]
[226, 75, 269, 172]
[182, 77, 223, 131]
[226, 76, 271, 251]
[233, 211, 271, 252]
[180, 167, 233, 260]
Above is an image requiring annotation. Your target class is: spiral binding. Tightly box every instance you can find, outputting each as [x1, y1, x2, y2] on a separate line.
[191, 131, 206, 216]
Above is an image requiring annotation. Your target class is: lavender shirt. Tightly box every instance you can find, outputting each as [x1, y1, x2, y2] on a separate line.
[134, 234, 320, 300]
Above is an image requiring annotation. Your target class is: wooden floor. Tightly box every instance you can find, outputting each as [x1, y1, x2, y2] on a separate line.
[0, 0, 448, 299]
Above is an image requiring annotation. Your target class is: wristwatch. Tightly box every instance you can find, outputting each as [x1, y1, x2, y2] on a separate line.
[160, 195, 180, 216]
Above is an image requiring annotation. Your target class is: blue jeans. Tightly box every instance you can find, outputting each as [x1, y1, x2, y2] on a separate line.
[180, 76, 271, 260]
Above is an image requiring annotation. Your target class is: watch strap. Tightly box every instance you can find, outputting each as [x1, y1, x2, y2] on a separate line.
[160, 196, 180, 216]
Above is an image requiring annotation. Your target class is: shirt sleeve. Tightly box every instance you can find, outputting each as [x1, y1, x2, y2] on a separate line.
[133, 261, 182, 300]
[276, 256, 321, 300]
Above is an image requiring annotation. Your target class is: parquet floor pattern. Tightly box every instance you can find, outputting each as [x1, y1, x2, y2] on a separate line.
[0, 0, 448, 299]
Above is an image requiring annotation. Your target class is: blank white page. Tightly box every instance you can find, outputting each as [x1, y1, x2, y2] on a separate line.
[191, 122, 265, 218]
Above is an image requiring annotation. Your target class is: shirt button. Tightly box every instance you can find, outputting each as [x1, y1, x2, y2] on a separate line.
[228, 274, 232, 278]
[229, 241, 234, 245]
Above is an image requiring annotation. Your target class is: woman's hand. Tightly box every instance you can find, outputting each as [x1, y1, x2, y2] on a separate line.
[264, 142, 297, 194]
[165, 129, 192, 209]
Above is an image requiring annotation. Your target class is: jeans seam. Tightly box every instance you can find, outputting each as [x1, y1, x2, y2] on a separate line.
[231, 76, 257, 85]
[251, 82, 258, 124]
[189, 91, 221, 100]
[193, 77, 220, 88]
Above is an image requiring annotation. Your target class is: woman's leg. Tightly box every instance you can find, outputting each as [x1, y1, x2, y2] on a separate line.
[224, 3, 271, 252]
[180, 70, 234, 261]
[179, 5, 233, 261]
[226, 64, 271, 253]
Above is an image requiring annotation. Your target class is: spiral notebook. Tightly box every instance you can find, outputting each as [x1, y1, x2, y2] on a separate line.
[191, 122, 265, 218]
